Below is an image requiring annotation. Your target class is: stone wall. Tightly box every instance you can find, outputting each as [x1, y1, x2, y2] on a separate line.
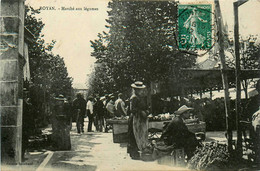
[0, 0, 25, 164]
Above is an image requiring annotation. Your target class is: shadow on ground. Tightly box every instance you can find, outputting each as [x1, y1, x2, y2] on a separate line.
[45, 151, 97, 171]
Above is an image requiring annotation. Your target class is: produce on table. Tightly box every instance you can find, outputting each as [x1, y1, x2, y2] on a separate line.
[113, 116, 129, 120]
[148, 113, 175, 121]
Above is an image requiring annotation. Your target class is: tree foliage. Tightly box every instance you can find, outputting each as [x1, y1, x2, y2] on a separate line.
[226, 35, 260, 70]
[89, 1, 196, 95]
[225, 34, 260, 99]
[25, 5, 73, 98]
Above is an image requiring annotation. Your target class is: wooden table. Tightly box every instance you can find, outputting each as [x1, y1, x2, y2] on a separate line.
[106, 119, 206, 143]
[148, 121, 206, 140]
[148, 121, 206, 133]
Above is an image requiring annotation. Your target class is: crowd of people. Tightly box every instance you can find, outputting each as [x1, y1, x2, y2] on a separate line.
[50, 81, 201, 161]
[69, 92, 129, 134]
[21, 80, 260, 164]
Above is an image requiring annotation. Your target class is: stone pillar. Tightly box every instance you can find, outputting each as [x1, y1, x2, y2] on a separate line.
[0, 0, 25, 164]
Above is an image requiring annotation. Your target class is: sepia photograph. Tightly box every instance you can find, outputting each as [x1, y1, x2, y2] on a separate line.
[1, 0, 260, 170]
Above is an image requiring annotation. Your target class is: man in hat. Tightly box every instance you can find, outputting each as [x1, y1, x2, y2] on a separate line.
[52, 94, 71, 150]
[86, 96, 94, 132]
[161, 105, 200, 160]
[106, 95, 116, 118]
[115, 93, 127, 117]
[93, 96, 105, 132]
[73, 93, 87, 134]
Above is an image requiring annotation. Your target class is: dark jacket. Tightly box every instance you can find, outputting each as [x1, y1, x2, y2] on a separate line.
[161, 116, 200, 159]
[94, 99, 105, 118]
[73, 97, 86, 115]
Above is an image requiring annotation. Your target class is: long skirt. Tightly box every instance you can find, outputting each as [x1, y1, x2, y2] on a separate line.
[133, 113, 148, 151]
[52, 116, 71, 150]
[127, 113, 148, 158]
[127, 115, 139, 158]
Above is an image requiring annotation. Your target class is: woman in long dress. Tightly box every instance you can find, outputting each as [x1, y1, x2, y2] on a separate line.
[127, 81, 149, 159]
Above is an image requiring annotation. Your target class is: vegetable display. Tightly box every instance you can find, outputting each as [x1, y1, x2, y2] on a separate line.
[112, 116, 129, 120]
[148, 113, 174, 121]
[188, 142, 230, 171]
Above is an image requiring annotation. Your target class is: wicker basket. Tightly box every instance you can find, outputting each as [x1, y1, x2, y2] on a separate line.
[139, 152, 155, 161]
[157, 148, 186, 167]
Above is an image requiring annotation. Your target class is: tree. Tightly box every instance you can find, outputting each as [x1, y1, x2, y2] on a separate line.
[25, 5, 73, 126]
[25, 5, 73, 98]
[240, 36, 260, 99]
[90, 1, 196, 95]
[87, 63, 115, 96]
[226, 34, 260, 99]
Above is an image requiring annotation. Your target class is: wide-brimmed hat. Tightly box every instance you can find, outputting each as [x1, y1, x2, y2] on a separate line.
[175, 105, 193, 115]
[100, 96, 106, 101]
[131, 81, 146, 89]
[55, 94, 66, 101]
[23, 88, 29, 92]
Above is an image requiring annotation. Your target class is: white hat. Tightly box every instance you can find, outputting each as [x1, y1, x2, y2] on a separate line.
[55, 94, 66, 101]
[175, 105, 193, 115]
[100, 96, 106, 101]
[131, 81, 146, 89]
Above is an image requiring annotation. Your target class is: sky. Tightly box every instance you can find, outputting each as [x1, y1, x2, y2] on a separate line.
[25, 0, 260, 89]
[26, 0, 109, 89]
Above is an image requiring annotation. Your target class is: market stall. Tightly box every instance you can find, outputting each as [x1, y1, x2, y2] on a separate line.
[148, 121, 206, 139]
[106, 114, 206, 143]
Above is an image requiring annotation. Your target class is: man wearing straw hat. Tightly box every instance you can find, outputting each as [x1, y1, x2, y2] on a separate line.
[161, 105, 200, 160]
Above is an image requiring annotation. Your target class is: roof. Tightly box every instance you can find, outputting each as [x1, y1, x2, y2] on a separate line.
[195, 56, 219, 69]
[182, 69, 260, 80]
[180, 68, 260, 91]
[24, 27, 35, 43]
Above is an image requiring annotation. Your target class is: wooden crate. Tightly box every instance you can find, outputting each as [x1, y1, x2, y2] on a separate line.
[106, 119, 129, 143]
[157, 148, 185, 167]
[112, 123, 128, 143]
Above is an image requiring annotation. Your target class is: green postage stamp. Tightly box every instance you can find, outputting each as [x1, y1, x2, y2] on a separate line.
[178, 4, 212, 50]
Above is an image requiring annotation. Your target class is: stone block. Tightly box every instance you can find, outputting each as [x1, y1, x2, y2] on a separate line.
[0, 35, 19, 46]
[1, 125, 22, 164]
[0, 0, 19, 16]
[0, 107, 20, 126]
[0, 82, 18, 106]
[1, 126, 19, 164]
[0, 60, 18, 81]
[0, 47, 19, 60]
[1, 17, 20, 34]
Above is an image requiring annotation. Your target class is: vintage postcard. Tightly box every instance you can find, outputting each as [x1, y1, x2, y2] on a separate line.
[1, 0, 260, 170]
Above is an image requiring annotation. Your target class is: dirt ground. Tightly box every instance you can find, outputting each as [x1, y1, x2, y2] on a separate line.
[1, 121, 240, 171]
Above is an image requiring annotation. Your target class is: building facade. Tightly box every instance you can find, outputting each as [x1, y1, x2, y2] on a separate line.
[0, 0, 26, 164]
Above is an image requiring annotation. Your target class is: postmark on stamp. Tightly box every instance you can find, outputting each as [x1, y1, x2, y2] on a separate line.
[178, 4, 212, 50]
